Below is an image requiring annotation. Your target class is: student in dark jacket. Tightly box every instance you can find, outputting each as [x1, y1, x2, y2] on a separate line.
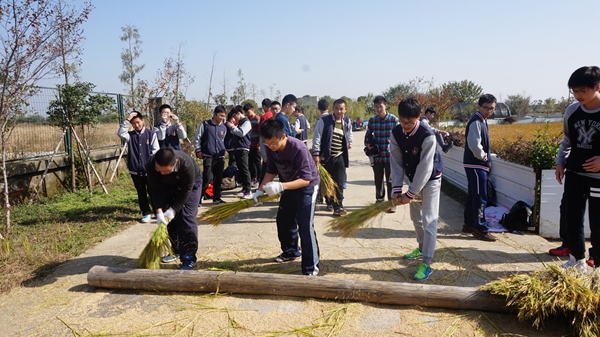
[226, 105, 252, 199]
[117, 111, 159, 223]
[147, 148, 202, 270]
[153, 104, 187, 150]
[193, 105, 228, 204]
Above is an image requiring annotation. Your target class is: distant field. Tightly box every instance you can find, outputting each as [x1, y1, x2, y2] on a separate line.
[487, 122, 563, 142]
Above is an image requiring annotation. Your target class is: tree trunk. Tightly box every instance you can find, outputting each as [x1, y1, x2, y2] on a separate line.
[1, 126, 10, 234]
[87, 266, 511, 313]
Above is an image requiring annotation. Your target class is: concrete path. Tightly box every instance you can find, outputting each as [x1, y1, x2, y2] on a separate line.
[0, 131, 572, 336]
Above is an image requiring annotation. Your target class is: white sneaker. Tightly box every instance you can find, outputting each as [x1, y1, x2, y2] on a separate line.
[561, 254, 588, 273]
[140, 214, 151, 223]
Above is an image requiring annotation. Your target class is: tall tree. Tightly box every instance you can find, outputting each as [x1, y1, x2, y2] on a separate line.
[439, 80, 483, 104]
[231, 69, 247, 105]
[0, 0, 92, 235]
[505, 94, 532, 118]
[119, 25, 145, 110]
[205, 52, 217, 110]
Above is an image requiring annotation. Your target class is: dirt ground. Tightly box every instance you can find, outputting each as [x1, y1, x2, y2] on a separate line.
[0, 131, 574, 336]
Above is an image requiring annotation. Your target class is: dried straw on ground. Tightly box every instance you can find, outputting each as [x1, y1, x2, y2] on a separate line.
[327, 201, 394, 237]
[137, 223, 172, 269]
[198, 194, 280, 226]
[481, 264, 600, 337]
[318, 163, 337, 202]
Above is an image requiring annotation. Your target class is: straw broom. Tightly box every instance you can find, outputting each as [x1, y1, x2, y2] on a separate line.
[481, 264, 600, 337]
[199, 193, 280, 226]
[317, 162, 338, 202]
[327, 200, 395, 237]
[137, 223, 173, 269]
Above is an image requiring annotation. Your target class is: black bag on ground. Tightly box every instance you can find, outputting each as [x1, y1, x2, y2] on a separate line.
[486, 179, 496, 206]
[500, 200, 533, 231]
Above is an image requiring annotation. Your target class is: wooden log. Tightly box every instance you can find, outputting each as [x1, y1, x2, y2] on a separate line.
[88, 266, 511, 313]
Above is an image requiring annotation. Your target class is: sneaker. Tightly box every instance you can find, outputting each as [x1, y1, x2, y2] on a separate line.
[549, 246, 571, 256]
[442, 143, 453, 153]
[179, 255, 196, 270]
[212, 199, 226, 205]
[414, 263, 433, 281]
[387, 206, 396, 213]
[274, 254, 299, 263]
[325, 205, 334, 212]
[462, 224, 474, 233]
[161, 254, 179, 263]
[588, 256, 595, 267]
[375, 198, 385, 203]
[404, 248, 423, 260]
[343, 183, 347, 189]
[561, 255, 588, 273]
[140, 214, 151, 223]
[333, 207, 347, 216]
[234, 190, 245, 198]
[252, 180, 258, 188]
[472, 230, 497, 242]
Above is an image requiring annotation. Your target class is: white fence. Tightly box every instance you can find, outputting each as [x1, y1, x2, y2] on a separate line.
[440, 147, 585, 239]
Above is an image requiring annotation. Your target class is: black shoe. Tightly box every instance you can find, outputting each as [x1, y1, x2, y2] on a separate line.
[212, 199, 226, 205]
[333, 207, 347, 216]
[274, 254, 299, 263]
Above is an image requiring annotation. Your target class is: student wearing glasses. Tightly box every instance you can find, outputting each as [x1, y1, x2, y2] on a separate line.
[462, 94, 498, 242]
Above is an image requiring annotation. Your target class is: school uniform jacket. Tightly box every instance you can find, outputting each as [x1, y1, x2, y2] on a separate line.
[463, 112, 491, 171]
[312, 114, 353, 167]
[117, 121, 159, 176]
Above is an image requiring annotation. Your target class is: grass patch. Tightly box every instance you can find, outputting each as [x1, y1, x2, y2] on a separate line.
[0, 173, 140, 292]
[441, 177, 466, 205]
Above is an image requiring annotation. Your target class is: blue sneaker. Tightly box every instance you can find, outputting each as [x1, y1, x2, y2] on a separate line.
[180, 255, 196, 270]
[414, 263, 432, 281]
[161, 254, 179, 263]
[140, 214, 151, 223]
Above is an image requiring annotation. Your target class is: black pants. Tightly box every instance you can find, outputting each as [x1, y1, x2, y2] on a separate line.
[166, 180, 202, 263]
[234, 149, 251, 192]
[324, 155, 345, 210]
[130, 174, 152, 215]
[249, 147, 262, 182]
[202, 156, 224, 201]
[464, 167, 489, 234]
[372, 161, 392, 201]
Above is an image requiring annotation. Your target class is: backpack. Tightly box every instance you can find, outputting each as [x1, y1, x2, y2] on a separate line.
[500, 200, 533, 232]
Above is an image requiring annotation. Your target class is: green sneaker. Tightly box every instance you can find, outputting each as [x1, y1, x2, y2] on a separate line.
[414, 263, 432, 281]
[403, 248, 422, 260]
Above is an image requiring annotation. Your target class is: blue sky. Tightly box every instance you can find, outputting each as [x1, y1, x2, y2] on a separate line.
[47, 0, 600, 103]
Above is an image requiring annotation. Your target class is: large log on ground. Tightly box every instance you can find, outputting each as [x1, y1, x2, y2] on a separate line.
[87, 266, 511, 313]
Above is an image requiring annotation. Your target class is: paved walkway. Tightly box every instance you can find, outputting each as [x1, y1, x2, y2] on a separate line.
[0, 132, 571, 336]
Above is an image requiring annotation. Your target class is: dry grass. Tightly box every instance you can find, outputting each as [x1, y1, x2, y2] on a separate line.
[137, 223, 172, 269]
[198, 194, 280, 226]
[327, 201, 394, 237]
[487, 122, 563, 142]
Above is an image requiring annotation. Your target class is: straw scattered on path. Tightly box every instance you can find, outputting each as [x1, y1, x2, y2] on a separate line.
[199, 194, 280, 226]
[327, 201, 394, 237]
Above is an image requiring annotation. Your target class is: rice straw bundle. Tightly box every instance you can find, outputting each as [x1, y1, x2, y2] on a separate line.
[481, 264, 600, 337]
[199, 193, 280, 226]
[137, 223, 172, 269]
[327, 200, 394, 237]
[318, 163, 338, 202]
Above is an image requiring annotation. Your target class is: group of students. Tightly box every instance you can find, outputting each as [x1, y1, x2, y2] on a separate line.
[117, 65, 600, 276]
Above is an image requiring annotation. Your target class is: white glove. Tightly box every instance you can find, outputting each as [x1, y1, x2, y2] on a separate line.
[163, 207, 175, 222]
[253, 189, 264, 203]
[263, 182, 284, 196]
[156, 211, 167, 225]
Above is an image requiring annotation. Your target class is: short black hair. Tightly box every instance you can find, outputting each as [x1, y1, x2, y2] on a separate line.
[478, 94, 497, 106]
[130, 110, 144, 121]
[295, 106, 304, 113]
[155, 148, 176, 167]
[260, 118, 285, 140]
[373, 95, 387, 105]
[281, 94, 297, 107]
[333, 98, 346, 107]
[318, 99, 329, 111]
[214, 105, 227, 114]
[228, 106, 243, 120]
[568, 66, 600, 89]
[242, 102, 254, 112]
[159, 104, 172, 113]
[261, 98, 272, 108]
[425, 106, 436, 114]
[270, 100, 281, 107]
[398, 97, 421, 119]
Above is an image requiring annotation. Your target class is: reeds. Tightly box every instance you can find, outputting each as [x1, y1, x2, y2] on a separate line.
[137, 223, 172, 269]
[199, 193, 280, 226]
[327, 200, 394, 237]
[318, 163, 337, 202]
[481, 264, 600, 337]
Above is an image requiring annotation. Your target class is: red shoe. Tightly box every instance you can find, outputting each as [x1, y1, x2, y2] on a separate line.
[587, 257, 595, 267]
[549, 246, 571, 256]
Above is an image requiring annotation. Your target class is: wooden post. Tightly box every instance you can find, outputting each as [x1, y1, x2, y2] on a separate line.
[87, 266, 511, 313]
